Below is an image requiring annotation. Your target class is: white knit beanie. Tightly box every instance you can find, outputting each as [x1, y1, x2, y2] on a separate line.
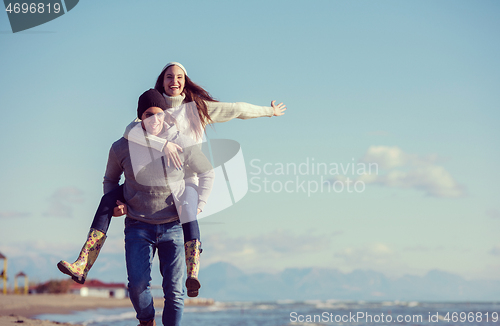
[162, 62, 188, 76]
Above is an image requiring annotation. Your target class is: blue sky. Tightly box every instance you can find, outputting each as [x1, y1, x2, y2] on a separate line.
[1, 1, 499, 290]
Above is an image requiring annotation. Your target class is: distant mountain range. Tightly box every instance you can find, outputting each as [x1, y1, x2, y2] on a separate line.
[199, 262, 500, 302]
[5, 252, 500, 302]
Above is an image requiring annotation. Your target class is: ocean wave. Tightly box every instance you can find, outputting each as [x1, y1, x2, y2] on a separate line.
[82, 310, 136, 325]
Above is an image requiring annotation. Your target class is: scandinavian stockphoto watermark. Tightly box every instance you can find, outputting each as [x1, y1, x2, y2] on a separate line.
[3, 0, 79, 33]
[249, 158, 378, 196]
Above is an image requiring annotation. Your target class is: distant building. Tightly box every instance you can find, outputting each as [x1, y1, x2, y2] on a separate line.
[70, 279, 128, 299]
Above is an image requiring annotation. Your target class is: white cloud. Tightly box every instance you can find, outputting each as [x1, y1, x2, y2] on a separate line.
[43, 186, 84, 218]
[360, 146, 439, 169]
[201, 229, 341, 272]
[335, 243, 394, 266]
[345, 146, 464, 198]
[373, 165, 464, 197]
[332, 243, 418, 277]
[359, 146, 409, 169]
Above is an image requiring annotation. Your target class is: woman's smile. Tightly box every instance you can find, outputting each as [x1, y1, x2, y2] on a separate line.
[163, 65, 185, 96]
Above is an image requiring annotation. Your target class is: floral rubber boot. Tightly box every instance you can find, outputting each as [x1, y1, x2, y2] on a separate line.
[57, 228, 106, 284]
[185, 239, 201, 297]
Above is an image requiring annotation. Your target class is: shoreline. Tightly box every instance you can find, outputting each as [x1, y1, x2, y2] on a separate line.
[0, 293, 212, 326]
[0, 293, 133, 318]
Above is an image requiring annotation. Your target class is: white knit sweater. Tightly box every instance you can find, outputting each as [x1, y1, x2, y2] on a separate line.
[124, 94, 274, 151]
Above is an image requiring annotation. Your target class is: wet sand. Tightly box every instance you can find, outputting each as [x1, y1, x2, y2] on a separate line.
[0, 294, 132, 326]
[0, 294, 214, 326]
[0, 315, 81, 326]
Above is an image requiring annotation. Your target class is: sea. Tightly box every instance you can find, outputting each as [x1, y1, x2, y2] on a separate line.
[36, 300, 500, 326]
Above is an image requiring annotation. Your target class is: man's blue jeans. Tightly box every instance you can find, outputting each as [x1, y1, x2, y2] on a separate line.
[124, 218, 184, 326]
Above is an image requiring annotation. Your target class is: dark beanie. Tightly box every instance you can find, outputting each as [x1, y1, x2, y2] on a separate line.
[137, 89, 168, 119]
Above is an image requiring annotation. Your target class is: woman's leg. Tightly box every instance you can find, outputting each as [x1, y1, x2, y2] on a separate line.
[57, 185, 125, 284]
[91, 185, 125, 233]
[179, 184, 200, 243]
[178, 184, 202, 297]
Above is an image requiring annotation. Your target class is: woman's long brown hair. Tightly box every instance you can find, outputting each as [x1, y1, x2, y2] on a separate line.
[155, 69, 216, 140]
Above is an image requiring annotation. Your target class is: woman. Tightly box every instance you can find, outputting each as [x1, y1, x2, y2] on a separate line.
[108, 89, 213, 326]
[57, 62, 286, 298]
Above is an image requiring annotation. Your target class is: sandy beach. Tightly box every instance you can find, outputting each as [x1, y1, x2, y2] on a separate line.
[0, 294, 138, 326]
[0, 293, 214, 326]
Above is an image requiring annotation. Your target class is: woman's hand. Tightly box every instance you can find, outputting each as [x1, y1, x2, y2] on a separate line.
[271, 100, 287, 116]
[113, 200, 127, 217]
[164, 141, 183, 169]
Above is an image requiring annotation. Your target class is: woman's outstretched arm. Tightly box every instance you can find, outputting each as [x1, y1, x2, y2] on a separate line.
[206, 100, 286, 123]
